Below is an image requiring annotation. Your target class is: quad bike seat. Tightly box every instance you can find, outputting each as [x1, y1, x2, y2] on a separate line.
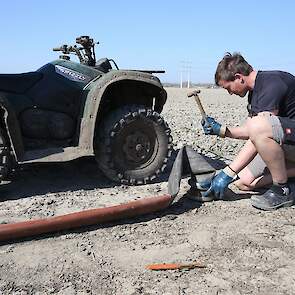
[0, 72, 43, 94]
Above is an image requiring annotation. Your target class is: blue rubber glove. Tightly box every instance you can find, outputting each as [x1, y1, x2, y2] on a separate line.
[188, 176, 213, 191]
[201, 116, 226, 137]
[201, 166, 236, 199]
[196, 177, 212, 191]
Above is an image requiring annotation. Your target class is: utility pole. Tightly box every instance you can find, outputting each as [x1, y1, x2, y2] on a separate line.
[179, 61, 192, 88]
[186, 61, 192, 88]
[187, 66, 191, 89]
[180, 69, 183, 88]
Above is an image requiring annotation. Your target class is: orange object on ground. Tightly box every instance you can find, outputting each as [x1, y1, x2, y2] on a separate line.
[146, 261, 206, 270]
[0, 194, 173, 242]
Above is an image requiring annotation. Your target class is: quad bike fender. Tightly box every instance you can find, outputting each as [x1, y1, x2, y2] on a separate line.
[78, 70, 167, 153]
[0, 96, 24, 161]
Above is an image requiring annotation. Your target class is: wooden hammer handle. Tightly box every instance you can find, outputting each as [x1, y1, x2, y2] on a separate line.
[187, 90, 207, 120]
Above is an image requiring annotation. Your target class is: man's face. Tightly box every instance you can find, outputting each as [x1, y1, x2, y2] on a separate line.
[218, 76, 248, 97]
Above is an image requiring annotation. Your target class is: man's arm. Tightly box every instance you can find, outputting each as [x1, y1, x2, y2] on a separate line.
[225, 116, 268, 173]
[201, 111, 279, 175]
[225, 117, 252, 140]
[201, 138, 257, 199]
[200, 117, 259, 198]
[202, 116, 249, 138]
[224, 110, 278, 140]
[225, 125, 249, 140]
[228, 139, 257, 173]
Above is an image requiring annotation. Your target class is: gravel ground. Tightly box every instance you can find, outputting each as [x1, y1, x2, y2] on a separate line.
[0, 87, 295, 295]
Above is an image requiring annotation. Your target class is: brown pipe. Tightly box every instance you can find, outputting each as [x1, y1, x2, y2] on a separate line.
[0, 194, 173, 242]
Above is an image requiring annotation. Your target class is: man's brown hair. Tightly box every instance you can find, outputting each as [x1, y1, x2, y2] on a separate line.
[215, 52, 253, 85]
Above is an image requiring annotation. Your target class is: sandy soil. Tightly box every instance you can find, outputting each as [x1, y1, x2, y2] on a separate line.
[0, 87, 295, 295]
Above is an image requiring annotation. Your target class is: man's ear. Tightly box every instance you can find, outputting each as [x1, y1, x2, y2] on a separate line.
[234, 73, 242, 80]
[234, 73, 244, 83]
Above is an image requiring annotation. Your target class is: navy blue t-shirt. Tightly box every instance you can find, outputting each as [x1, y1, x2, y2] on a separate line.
[248, 71, 295, 118]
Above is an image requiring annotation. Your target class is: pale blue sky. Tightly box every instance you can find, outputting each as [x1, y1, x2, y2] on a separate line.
[1, 0, 295, 83]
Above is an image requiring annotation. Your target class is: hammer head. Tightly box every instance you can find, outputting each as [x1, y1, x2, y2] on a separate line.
[187, 89, 201, 98]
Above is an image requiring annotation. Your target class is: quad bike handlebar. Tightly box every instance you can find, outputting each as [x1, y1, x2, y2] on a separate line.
[53, 36, 97, 66]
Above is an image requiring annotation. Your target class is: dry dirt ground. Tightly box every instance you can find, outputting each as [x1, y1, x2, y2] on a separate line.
[0, 88, 295, 295]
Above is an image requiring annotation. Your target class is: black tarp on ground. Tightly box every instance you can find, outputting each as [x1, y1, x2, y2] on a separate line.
[168, 146, 215, 197]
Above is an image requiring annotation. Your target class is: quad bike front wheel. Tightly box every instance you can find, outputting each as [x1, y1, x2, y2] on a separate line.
[95, 105, 173, 185]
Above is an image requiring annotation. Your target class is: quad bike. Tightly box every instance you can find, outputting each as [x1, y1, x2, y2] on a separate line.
[0, 36, 172, 185]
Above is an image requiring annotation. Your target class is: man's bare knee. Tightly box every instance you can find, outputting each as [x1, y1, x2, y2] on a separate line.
[247, 116, 273, 142]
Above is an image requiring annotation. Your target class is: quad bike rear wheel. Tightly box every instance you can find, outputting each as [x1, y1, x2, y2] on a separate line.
[95, 105, 172, 184]
[0, 128, 11, 180]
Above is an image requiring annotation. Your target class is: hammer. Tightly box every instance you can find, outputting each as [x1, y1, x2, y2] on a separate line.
[187, 90, 215, 199]
[187, 90, 207, 120]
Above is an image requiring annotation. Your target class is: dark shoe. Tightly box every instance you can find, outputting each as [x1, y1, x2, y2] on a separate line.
[251, 186, 294, 210]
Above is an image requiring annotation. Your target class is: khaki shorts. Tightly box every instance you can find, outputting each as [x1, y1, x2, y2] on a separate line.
[247, 114, 295, 178]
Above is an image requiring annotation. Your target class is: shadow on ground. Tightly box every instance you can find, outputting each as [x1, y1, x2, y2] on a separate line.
[0, 148, 229, 201]
[0, 148, 255, 245]
[0, 157, 116, 201]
